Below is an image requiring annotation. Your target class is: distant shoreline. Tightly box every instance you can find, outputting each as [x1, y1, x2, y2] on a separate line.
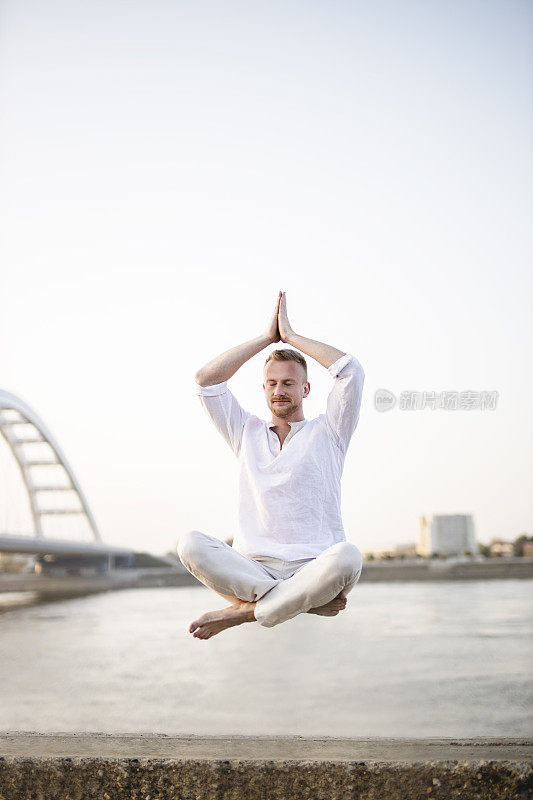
[0, 559, 532, 604]
[359, 556, 533, 582]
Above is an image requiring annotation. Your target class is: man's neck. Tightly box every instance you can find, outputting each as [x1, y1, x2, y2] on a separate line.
[270, 413, 305, 431]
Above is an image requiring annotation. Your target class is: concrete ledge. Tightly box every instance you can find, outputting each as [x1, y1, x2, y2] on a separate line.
[1, 734, 531, 799]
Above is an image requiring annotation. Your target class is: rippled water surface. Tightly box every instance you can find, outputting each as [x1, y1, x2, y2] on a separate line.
[0, 580, 531, 736]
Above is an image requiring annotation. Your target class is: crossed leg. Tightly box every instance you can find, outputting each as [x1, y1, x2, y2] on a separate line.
[187, 591, 349, 640]
[214, 588, 348, 616]
[252, 541, 362, 629]
[177, 530, 278, 639]
[177, 530, 362, 640]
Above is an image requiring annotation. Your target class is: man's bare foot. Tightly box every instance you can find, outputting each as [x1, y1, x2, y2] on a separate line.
[189, 600, 257, 640]
[307, 590, 347, 616]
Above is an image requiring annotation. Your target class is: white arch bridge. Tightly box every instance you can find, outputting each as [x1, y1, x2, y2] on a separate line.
[0, 389, 133, 572]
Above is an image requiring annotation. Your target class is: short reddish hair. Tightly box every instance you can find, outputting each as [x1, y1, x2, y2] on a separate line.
[264, 349, 307, 382]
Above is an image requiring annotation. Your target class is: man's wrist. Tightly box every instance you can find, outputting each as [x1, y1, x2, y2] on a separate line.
[284, 331, 298, 347]
[258, 333, 275, 349]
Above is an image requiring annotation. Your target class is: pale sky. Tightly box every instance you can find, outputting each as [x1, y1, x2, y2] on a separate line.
[1, 0, 532, 555]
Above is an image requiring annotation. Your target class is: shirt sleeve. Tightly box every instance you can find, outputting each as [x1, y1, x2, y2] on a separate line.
[195, 380, 251, 457]
[324, 353, 365, 454]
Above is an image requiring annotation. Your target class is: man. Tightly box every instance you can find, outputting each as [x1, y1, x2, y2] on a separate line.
[177, 291, 365, 640]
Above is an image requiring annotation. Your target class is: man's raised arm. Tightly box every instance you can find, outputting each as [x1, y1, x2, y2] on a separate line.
[277, 291, 365, 453]
[195, 292, 282, 386]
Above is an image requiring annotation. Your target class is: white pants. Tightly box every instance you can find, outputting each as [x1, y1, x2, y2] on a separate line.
[176, 530, 363, 628]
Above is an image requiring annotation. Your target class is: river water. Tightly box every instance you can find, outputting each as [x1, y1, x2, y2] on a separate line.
[0, 580, 531, 737]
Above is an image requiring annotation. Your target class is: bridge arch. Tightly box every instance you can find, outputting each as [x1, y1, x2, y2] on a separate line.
[0, 388, 101, 545]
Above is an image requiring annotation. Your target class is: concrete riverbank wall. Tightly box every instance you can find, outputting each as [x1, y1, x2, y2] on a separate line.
[0, 734, 531, 800]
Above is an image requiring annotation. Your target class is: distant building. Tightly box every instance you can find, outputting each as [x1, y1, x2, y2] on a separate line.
[0, 553, 35, 574]
[523, 541, 533, 558]
[489, 539, 514, 558]
[418, 514, 478, 557]
[362, 548, 395, 560]
[394, 543, 418, 557]
[362, 543, 418, 561]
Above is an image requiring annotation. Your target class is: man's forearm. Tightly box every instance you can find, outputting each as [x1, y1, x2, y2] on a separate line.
[285, 333, 345, 370]
[195, 334, 273, 386]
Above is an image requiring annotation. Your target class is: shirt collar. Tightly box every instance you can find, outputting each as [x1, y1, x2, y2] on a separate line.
[267, 419, 307, 429]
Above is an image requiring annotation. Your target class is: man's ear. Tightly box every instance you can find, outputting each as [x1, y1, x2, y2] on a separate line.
[303, 382, 310, 397]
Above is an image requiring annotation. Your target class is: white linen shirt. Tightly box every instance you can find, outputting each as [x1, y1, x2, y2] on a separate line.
[195, 353, 365, 561]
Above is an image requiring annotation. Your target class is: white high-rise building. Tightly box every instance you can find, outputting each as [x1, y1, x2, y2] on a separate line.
[418, 514, 477, 556]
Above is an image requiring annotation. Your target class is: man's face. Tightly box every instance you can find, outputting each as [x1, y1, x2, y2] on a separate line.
[263, 360, 310, 418]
